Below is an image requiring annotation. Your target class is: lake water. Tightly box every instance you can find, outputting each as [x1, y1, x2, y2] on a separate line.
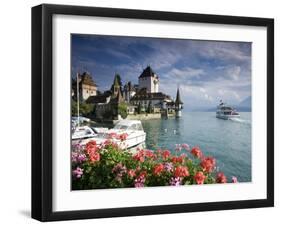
[141, 112, 251, 182]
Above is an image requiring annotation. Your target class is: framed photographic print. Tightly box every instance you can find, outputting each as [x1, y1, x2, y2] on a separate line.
[31, 4, 274, 221]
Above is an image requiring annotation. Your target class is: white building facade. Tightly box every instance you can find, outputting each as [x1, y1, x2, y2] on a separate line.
[138, 66, 159, 93]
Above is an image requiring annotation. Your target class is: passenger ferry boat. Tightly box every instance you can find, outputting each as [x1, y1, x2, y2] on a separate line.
[216, 100, 240, 120]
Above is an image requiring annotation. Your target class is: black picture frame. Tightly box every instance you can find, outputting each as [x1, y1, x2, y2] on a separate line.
[32, 4, 274, 222]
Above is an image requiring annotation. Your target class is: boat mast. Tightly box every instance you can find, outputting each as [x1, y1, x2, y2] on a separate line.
[76, 72, 80, 127]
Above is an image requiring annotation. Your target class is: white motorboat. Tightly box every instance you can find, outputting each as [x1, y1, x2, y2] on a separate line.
[216, 101, 240, 120]
[72, 126, 98, 140]
[73, 120, 146, 150]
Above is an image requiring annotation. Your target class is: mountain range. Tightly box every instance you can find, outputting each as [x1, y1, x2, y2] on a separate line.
[189, 96, 252, 112]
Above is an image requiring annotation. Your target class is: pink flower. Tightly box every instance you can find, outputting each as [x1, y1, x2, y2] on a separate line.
[72, 167, 83, 179]
[175, 144, 182, 152]
[169, 177, 182, 186]
[232, 176, 238, 183]
[108, 132, 118, 139]
[181, 143, 190, 151]
[194, 171, 206, 185]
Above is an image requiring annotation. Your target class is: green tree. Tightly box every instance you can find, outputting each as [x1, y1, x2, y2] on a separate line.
[137, 102, 141, 114]
[72, 100, 94, 117]
[118, 102, 128, 119]
[147, 101, 152, 113]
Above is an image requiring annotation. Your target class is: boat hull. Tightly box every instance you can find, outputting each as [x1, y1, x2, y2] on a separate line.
[72, 132, 146, 150]
[216, 114, 240, 120]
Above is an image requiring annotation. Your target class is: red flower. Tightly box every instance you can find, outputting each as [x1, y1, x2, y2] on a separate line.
[139, 171, 147, 178]
[85, 140, 97, 151]
[127, 169, 136, 178]
[194, 171, 206, 184]
[153, 163, 164, 176]
[174, 166, 189, 178]
[162, 150, 171, 159]
[133, 151, 145, 162]
[191, 146, 203, 159]
[216, 172, 227, 183]
[118, 133, 128, 141]
[200, 157, 216, 173]
[171, 156, 185, 164]
[145, 150, 156, 159]
[89, 151, 100, 163]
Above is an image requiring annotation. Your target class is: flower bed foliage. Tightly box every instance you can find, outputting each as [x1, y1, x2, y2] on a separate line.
[72, 136, 237, 190]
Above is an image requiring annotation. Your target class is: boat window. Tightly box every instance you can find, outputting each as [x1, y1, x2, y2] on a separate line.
[86, 129, 92, 135]
[136, 123, 143, 131]
[129, 124, 137, 130]
[114, 124, 128, 130]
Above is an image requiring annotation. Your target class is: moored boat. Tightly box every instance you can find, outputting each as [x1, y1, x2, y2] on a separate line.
[72, 120, 146, 150]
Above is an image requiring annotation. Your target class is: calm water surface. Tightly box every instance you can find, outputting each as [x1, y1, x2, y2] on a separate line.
[141, 112, 251, 182]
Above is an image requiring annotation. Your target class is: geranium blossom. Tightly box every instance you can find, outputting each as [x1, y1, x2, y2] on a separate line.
[133, 151, 145, 162]
[145, 150, 156, 159]
[175, 144, 182, 152]
[169, 177, 182, 186]
[231, 176, 238, 183]
[72, 167, 83, 179]
[153, 163, 164, 176]
[191, 146, 203, 159]
[216, 172, 227, 183]
[181, 143, 190, 151]
[71, 151, 86, 164]
[118, 133, 128, 141]
[200, 156, 216, 173]
[127, 169, 136, 178]
[112, 163, 127, 182]
[89, 152, 100, 162]
[134, 174, 146, 187]
[163, 162, 173, 172]
[171, 156, 185, 164]
[174, 166, 189, 178]
[194, 171, 206, 184]
[72, 141, 232, 190]
[162, 150, 171, 160]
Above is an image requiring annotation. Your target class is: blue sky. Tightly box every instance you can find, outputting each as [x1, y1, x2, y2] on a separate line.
[71, 34, 251, 110]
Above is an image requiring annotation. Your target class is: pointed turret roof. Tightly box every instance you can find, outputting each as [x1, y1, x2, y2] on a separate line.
[111, 88, 123, 104]
[175, 88, 183, 105]
[113, 74, 120, 87]
[139, 66, 157, 78]
[78, 72, 97, 86]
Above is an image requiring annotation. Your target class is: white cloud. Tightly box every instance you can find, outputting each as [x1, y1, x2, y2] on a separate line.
[166, 67, 205, 79]
[226, 66, 241, 81]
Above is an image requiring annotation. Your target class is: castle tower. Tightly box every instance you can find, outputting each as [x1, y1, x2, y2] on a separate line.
[138, 66, 159, 93]
[175, 87, 183, 118]
[112, 74, 121, 97]
[124, 81, 136, 102]
[73, 72, 97, 101]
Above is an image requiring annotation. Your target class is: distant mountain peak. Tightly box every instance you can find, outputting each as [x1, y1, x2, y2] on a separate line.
[236, 96, 251, 112]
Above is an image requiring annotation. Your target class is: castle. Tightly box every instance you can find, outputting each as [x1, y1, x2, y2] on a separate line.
[72, 66, 183, 120]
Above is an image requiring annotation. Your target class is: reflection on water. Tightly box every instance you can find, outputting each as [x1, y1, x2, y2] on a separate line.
[141, 112, 252, 182]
